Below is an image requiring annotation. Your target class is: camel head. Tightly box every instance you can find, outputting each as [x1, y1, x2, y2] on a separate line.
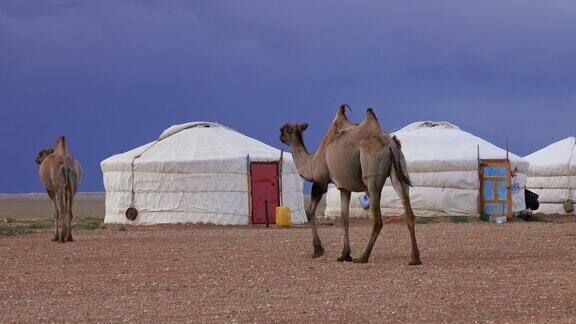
[35, 148, 54, 165]
[279, 122, 308, 145]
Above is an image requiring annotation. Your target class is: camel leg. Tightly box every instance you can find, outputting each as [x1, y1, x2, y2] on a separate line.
[54, 192, 66, 243]
[391, 170, 421, 265]
[401, 198, 421, 265]
[47, 190, 59, 242]
[59, 210, 67, 244]
[66, 212, 73, 242]
[394, 183, 422, 265]
[354, 144, 388, 264]
[354, 189, 383, 264]
[66, 197, 74, 242]
[337, 189, 353, 262]
[308, 183, 326, 258]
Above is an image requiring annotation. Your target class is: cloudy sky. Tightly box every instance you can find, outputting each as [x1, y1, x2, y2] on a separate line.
[1, 0, 575, 193]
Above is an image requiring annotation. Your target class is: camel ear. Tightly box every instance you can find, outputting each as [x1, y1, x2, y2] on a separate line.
[300, 123, 308, 131]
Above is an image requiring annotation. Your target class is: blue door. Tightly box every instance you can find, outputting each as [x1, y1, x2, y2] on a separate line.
[480, 162, 511, 218]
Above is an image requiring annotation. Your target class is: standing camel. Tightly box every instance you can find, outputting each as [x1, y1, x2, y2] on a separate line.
[36, 136, 82, 243]
[279, 106, 421, 264]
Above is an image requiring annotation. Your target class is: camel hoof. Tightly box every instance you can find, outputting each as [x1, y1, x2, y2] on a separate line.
[337, 256, 353, 262]
[336, 253, 354, 262]
[67, 237, 74, 242]
[51, 237, 58, 242]
[312, 248, 325, 259]
[409, 259, 422, 266]
[353, 257, 368, 264]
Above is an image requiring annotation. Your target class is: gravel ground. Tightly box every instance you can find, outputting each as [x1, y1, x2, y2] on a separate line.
[1, 218, 575, 322]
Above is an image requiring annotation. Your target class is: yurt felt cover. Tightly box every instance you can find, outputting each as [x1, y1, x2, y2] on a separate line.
[325, 121, 529, 218]
[525, 137, 576, 214]
[101, 122, 307, 225]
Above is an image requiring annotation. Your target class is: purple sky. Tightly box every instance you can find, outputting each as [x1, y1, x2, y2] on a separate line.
[1, 0, 575, 193]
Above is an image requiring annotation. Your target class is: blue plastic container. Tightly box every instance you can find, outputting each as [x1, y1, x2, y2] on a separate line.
[359, 194, 370, 210]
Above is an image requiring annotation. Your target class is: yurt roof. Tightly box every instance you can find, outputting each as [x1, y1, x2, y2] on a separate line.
[524, 137, 576, 176]
[101, 122, 291, 168]
[391, 121, 528, 173]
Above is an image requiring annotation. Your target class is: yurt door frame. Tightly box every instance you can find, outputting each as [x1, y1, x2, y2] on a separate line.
[249, 162, 280, 225]
[479, 159, 512, 218]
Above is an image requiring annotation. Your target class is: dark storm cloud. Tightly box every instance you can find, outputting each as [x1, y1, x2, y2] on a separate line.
[1, 0, 575, 192]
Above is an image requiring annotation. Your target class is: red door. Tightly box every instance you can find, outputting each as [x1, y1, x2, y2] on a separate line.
[250, 162, 279, 225]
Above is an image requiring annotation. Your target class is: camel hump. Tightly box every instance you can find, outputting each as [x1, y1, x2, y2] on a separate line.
[358, 107, 381, 131]
[330, 104, 356, 134]
[54, 136, 70, 155]
[332, 104, 351, 124]
[54, 146, 69, 156]
[366, 108, 378, 122]
[338, 104, 352, 115]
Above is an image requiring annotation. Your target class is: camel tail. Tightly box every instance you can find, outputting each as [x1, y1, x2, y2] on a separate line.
[58, 165, 76, 217]
[390, 147, 413, 187]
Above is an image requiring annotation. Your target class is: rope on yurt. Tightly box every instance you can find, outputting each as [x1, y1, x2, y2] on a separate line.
[125, 123, 216, 220]
[125, 142, 157, 220]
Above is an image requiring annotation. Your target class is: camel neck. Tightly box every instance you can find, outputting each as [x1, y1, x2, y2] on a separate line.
[289, 134, 317, 181]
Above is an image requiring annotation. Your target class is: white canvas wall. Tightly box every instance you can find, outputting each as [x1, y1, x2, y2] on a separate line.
[525, 137, 576, 214]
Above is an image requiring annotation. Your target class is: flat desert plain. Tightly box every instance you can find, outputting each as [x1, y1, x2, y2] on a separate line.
[1, 193, 575, 322]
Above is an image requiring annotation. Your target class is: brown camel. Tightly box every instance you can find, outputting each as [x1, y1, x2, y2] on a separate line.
[280, 106, 421, 264]
[36, 136, 82, 243]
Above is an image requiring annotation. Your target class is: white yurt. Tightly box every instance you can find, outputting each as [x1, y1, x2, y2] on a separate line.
[524, 137, 576, 214]
[101, 122, 307, 225]
[325, 121, 529, 218]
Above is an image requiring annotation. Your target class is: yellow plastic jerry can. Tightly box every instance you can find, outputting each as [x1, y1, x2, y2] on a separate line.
[275, 206, 292, 227]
